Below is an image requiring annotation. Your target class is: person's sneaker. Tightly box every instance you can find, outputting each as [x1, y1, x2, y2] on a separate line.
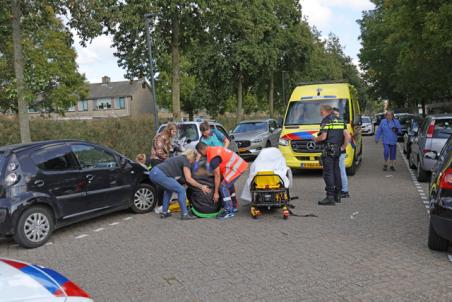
[318, 197, 335, 206]
[216, 210, 235, 220]
[334, 194, 342, 203]
[341, 191, 350, 198]
[383, 165, 388, 171]
[160, 212, 172, 219]
[180, 212, 197, 220]
[390, 166, 396, 172]
[232, 207, 238, 213]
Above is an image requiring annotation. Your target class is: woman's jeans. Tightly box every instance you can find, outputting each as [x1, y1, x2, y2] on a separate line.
[339, 153, 348, 193]
[383, 144, 397, 161]
[149, 167, 188, 215]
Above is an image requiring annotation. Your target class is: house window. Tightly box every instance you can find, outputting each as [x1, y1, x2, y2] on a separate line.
[67, 105, 76, 112]
[96, 98, 112, 110]
[115, 97, 126, 109]
[78, 100, 88, 112]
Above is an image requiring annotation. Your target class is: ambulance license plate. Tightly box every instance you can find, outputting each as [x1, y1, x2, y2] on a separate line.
[301, 162, 320, 168]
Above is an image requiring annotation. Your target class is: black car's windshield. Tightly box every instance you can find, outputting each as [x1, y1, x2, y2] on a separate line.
[233, 122, 267, 133]
[285, 99, 349, 125]
[362, 117, 371, 123]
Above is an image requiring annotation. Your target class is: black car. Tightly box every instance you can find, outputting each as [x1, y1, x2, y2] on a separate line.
[402, 116, 424, 158]
[0, 140, 156, 248]
[426, 136, 452, 251]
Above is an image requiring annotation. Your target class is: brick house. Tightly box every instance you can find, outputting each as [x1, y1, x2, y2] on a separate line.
[30, 76, 154, 119]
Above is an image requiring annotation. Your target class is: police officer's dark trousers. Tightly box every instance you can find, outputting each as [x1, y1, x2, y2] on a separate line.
[322, 154, 342, 197]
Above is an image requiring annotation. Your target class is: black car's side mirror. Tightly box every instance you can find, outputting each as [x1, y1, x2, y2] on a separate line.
[230, 134, 235, 140]
[424, 151, 438, 160]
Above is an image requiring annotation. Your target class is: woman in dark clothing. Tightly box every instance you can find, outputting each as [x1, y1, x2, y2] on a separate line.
[149, 149, 210, 220]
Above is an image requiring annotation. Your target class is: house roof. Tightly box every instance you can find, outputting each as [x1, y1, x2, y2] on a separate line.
[87, 80, 148, 99]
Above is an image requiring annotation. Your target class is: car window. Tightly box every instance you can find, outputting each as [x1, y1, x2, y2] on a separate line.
[71, 145, 118, 170]
[433, 118, 452, 138]
[216, 125, 229, 138]
[233, 122, 268, 133]
[31, 145, 79, 172]
[361, 117, 371, 123]
[177, 124, 199, 141]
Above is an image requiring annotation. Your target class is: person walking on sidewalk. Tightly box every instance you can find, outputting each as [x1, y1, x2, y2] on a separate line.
[375, 111, 401, 171]
[149, 149, 210, 220]
[195, 142, 248, 220]
[332, 107, 352, 199]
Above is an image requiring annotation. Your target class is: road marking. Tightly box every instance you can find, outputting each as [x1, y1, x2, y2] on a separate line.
[350, 211, 359, 219]
[93, 228, 104, 232]
[398, 144, 429, 214]
[75, 234, 88, 239]
[109, 222, 120, 226]
[45, 242, 53, 246]
[123, 217, 133, 221]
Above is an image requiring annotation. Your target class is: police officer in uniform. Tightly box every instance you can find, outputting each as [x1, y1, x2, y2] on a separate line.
[314, 105, 349, 205]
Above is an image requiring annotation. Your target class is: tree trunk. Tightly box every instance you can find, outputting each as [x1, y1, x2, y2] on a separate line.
[268, 73, 274, 118]
[12, 0, 31, 143]
[237, 73, 243, 122]
[171, 14, 181, 121]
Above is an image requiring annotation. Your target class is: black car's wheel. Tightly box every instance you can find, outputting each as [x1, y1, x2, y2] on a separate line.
[131, 183, 157, 213]
[416, 159, 429, 182]
[14, 206, 54, 249]
[408, 154, 416, 169]
[428, 220, 449, 251]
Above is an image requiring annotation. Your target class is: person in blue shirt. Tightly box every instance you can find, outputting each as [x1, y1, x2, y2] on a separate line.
[199, 121, 230, 148]
[375, 111, 401, 171]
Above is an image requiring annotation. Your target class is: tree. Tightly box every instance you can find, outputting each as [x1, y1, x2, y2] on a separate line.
[1, 9, 87, 115]
[4, 0, 114, 142]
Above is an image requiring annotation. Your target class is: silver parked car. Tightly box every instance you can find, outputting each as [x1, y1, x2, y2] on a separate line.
[157, 121, 238, 153]
[361, 115, 374, 135]
[409, 114, 452, 181]
[231, 119, 281, 157]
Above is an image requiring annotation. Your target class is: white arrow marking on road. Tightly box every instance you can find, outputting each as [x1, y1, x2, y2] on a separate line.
[123, 217, 133, 221]
[75, 234, 88, 239]
[109, 222, 120, 226]
[93, 228, 104, 232]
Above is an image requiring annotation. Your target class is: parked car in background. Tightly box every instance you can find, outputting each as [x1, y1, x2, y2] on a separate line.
[231, 119, 281, 158]
[374, 112, 385, 126]
[157, 121, 238, 153]
[425, 136, 452, 251]
[0, 257, 92, 301]
[0, 140, 156, 248]
[395, 113, 416, 141]
[403, 116, 424, 158]
[409, 114, 452, 181]
[361, 115, 374, 135]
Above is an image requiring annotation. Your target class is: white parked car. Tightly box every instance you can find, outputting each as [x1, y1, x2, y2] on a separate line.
[0, 258, 92, 302]
[361, 115, 374, 135]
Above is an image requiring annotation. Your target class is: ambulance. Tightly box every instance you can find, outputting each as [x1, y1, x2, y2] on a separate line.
[278, 82, 363, 175]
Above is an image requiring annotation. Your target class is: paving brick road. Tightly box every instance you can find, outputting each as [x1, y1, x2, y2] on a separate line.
[1, 137, 451, 301]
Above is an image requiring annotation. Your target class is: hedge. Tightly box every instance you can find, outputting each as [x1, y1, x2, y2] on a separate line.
[0, 115, 154, 159]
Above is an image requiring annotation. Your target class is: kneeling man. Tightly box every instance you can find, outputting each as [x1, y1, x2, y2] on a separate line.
[196, 142, 248, 220]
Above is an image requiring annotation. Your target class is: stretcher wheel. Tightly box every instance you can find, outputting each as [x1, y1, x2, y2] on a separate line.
[250, 207, 261, 219]
[282, 207, 289, 220]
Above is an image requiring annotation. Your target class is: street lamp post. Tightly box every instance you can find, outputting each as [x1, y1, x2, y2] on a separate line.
[144, 13, 159, 133]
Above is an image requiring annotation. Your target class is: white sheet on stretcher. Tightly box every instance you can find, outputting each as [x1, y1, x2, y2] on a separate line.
[240, 147, 293, 203]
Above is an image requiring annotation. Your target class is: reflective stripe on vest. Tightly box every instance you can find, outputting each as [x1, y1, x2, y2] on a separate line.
[206, 147, 247, 183]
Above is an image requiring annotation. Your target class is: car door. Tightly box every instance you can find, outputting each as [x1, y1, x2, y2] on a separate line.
[216, 125, 238, 152]
[70, 143, 133, 212]
[29, 144, 86, 219]
[414, 118, 430, 166]
[269, 120, 281, 146]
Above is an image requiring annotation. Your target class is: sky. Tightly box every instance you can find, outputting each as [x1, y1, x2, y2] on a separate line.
[73, 0, 375, 83]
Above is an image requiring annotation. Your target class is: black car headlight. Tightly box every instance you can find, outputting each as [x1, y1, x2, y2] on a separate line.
[0, 209, 7, 223]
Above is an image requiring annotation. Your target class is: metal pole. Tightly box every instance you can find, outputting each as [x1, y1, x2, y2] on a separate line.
[282, 71, 286, 106]
[144, 14, 159, 133]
